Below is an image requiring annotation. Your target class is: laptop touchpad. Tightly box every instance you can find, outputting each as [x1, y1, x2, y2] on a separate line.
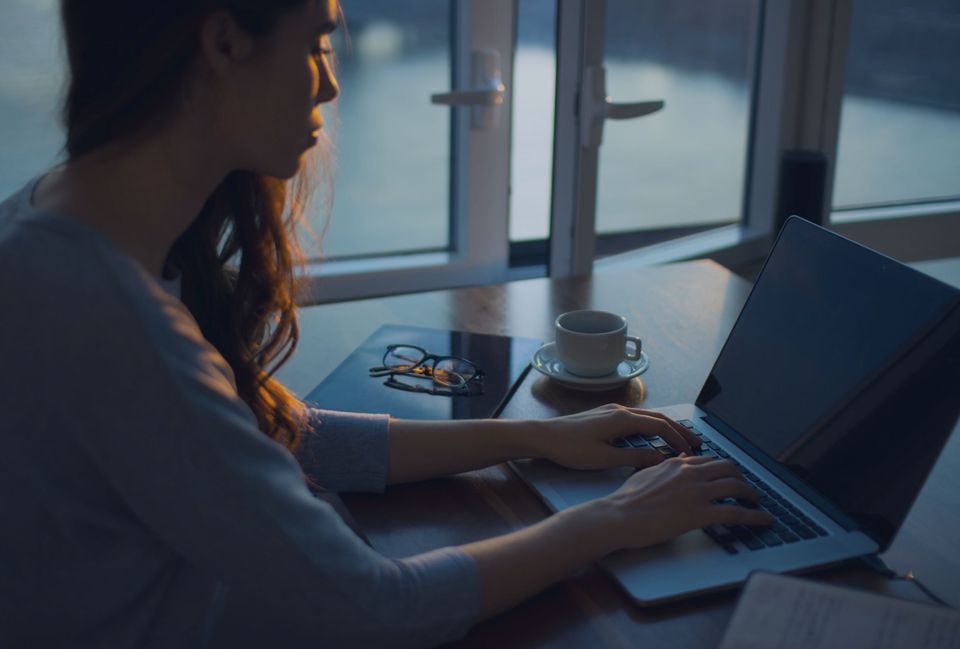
[546, 467, 634, 509]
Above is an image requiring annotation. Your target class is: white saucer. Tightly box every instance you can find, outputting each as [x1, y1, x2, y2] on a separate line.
[531, 342, 650, 391]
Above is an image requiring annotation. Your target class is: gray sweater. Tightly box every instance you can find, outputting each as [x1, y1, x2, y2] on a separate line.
[0, 178, 480, 648]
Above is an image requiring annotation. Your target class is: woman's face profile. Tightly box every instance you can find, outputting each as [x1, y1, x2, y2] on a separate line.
[214, 0, 340, 179]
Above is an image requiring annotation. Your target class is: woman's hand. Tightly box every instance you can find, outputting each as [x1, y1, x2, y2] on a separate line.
[462, 454, 772, 620]
[599, 455, 773, 551]
[527, 404, 701, 471]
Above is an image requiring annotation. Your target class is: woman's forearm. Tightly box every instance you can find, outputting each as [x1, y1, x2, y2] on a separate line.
[386, 417, 544, 485]
[385, 405, 700, 485]
[461, 500, 619, 619]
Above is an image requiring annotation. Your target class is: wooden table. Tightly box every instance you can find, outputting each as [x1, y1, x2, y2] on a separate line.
[276, 260, 960, 648]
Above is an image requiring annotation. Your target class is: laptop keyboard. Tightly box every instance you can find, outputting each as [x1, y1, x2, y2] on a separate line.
[612, 419, 829, 554]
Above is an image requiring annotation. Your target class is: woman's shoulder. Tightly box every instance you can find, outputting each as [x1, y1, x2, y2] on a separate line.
[1, 176, 205, 367]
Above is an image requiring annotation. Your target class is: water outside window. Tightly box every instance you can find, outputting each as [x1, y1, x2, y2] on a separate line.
[316, 1, 451, 259]
[832, 0, 960, 213]
[594, 0, 757, 239]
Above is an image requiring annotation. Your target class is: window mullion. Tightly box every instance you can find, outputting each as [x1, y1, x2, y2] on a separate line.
[457, 0, 515, 282]
[548, 0, 605, 278]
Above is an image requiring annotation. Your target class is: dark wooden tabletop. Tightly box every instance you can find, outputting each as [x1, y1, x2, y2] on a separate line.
[277, 260, 960, 648]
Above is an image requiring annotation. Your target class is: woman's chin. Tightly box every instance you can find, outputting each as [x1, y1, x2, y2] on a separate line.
[246, 158, 302, 181]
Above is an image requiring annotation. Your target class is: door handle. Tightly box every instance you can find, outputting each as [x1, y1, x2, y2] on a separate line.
[431, 48, 505, 130]
[580, 65, 664, 147]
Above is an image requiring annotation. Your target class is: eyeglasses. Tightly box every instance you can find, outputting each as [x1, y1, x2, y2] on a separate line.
[368, 344, 484, 396]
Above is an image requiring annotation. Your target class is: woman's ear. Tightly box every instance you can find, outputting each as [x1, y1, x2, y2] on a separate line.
[200, 11, 255, 76]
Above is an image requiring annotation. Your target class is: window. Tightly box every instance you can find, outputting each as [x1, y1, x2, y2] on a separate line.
[594, 1, 759, 250]
[832, 0, 960, 213]
[0, 0, 63, 200]
[4, 1, 956, 301]
[315, 2, 451, 259]
[300, 0, 517, 302]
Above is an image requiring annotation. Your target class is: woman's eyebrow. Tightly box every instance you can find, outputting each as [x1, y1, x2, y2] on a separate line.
[318, 20, 337, 35]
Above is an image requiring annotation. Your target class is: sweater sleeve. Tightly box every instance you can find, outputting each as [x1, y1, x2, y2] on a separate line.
[67, 277, 481, 647]
[295, 407, 391, 493]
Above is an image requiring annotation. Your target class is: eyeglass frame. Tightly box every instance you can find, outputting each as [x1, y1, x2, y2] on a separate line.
[368, 344, 485, 394]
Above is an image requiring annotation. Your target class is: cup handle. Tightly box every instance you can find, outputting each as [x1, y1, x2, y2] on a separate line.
[625, 336, 642, 361]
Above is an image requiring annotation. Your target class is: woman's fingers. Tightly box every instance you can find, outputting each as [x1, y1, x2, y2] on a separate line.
[620, 409, 699, 454]
[703, 477, 760, 503]
[627, 414, 693, 454]
[627, 448, 666, 467]
[691, 457, 742, 479]
[638, 410, 702, 450]
[607, 447, 664, 468]
[710, 503, 774, 527]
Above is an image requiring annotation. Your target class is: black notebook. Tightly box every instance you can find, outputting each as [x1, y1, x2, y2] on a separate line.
[305, 324, 542, 420]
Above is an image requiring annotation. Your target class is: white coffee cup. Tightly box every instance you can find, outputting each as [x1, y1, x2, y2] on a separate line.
[554, 310, 642, 377]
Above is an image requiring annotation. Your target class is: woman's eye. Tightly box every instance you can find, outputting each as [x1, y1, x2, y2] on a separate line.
[311, 42, 333, 60]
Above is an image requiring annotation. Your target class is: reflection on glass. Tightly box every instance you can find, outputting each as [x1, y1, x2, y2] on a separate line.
[833, 0, 960, 212]
[596, 0, 758, 237]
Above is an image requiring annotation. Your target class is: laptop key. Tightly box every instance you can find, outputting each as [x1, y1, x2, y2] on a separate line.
[734, 532, 764, 551]
[757, 529, 783, 546]
[793, 525, 817, 540]
[624, 434, 649, 447]
[677, 419, 695, 428]
[716, 448, 730, 458]
[776, 530, 800, 543]
[770, 521, 788, 533]
[611, 438, 629, 448]
[702, 525, 739, 554]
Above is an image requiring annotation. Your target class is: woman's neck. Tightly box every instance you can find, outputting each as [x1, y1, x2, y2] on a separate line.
[33, 122, 230, 278]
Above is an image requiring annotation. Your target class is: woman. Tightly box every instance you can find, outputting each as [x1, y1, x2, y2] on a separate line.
[0, 0, 770, 646]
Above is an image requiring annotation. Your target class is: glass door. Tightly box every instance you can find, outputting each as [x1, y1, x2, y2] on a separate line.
[549, 0, 763, 275]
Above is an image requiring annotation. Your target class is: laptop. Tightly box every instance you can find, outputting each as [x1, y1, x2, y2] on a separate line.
[511, 216, 960, 605]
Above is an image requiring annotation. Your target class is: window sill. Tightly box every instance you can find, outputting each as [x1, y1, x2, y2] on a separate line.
[596, 224, 771, 272]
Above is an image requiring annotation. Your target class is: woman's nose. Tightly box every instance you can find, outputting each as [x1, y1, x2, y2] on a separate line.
[316, 63, 339, 106]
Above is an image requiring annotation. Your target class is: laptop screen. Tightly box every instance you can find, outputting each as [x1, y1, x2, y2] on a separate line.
[697, 218, 960, 548]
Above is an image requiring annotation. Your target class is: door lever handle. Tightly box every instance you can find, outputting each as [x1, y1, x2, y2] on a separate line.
[431, 48, 505, 130]
[580, 65, 664, 147]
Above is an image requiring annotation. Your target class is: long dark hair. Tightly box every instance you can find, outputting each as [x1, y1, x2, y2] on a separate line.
[61, 0, 323, 449]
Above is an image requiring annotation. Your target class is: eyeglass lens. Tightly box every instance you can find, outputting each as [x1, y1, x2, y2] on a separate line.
[383, 345, 478, 387]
